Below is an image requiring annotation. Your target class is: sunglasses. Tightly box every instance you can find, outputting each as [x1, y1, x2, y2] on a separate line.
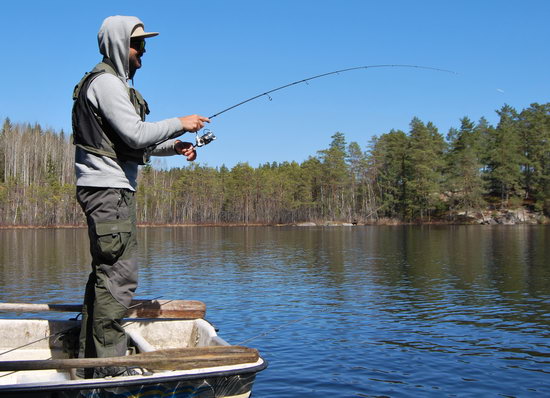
[130, 39, 146, 52]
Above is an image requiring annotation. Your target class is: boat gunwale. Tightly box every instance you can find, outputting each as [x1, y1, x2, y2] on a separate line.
[0, 358, 267, 393]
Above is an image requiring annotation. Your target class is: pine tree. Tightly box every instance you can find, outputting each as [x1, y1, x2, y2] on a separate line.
[317, 132, 350, 219]
[486, 105, 523, 207]
[347, 141, 370, 220]
[300, 156, 323, 220]
[445, 117, 486, 215]
[407, 118, 446, 220]
[517, 103, 550, 210]
[368, 129, 409, 219]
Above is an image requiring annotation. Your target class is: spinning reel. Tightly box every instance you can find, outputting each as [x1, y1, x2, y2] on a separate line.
[195, 129, 216, 147]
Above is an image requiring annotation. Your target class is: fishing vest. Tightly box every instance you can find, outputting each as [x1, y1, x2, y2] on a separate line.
[72, 59, 151, 164]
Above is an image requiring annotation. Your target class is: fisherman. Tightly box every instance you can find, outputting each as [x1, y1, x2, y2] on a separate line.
[72, 15, 209, 378]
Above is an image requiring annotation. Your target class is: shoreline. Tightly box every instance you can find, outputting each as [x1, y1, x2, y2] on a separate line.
[1, 208, 548, 230]
[1, 219, 548, 230]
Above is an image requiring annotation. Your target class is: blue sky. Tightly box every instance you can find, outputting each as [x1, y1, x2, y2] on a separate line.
[1, 0, 549, 169]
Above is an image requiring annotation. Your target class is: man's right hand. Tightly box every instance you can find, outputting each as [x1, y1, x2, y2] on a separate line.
[178, 115, 210, 132]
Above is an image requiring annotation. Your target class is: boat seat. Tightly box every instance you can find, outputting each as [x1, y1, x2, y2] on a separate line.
[126, 329, 155, 353]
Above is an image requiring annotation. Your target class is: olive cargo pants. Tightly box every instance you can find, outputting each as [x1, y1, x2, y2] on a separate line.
[76, 187, 138, 378]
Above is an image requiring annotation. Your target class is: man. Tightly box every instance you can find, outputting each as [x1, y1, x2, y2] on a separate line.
[72, 15, 209, 378]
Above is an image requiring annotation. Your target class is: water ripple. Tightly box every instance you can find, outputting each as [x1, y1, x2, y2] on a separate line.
[1, 226, 550, 397]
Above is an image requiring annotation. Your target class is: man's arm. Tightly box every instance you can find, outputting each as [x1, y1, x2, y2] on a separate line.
[88, 74, 208, 148]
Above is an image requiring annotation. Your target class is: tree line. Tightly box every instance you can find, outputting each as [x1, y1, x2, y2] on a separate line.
[1, 102, 549, 226]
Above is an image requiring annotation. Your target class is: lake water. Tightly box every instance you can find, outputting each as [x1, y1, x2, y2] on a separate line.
[0, 225, 549, 397]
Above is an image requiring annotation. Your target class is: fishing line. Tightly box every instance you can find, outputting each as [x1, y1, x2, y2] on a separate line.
[238, 316, 307, 346]
[156, 64, 457, 149]
[208, 64, 457, 120]
[235, 305, 345, 345]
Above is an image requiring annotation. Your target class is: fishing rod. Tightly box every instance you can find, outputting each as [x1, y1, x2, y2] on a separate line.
[190, 64, 456, 148]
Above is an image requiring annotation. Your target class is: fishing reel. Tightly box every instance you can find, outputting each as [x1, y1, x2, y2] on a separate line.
[195, 129, 216, 147]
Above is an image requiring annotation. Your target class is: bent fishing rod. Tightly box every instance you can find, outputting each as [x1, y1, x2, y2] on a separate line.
[175, 64, 457, 148]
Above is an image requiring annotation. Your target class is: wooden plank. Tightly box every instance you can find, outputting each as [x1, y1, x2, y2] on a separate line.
[0, 300, 206, 319]
[128, 300, 205, 319]
[0, 346, 259, 372]
[0, 303, 79, 312]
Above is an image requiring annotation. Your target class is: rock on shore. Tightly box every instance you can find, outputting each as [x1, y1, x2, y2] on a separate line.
[454, 209, 547, 225]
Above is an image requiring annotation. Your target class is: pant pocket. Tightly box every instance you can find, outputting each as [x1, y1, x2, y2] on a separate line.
[94, 219, 133, 263]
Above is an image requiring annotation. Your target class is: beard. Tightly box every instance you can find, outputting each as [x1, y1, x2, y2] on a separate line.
[129, 55, 142, 79]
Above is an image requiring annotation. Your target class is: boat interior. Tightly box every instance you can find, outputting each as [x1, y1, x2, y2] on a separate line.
[0, 318, 227, 385]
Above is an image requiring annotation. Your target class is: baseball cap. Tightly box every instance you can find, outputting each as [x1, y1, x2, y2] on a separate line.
[131, 24, 159, 39]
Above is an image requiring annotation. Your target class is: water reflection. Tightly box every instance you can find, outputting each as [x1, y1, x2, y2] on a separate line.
[0, 225, 549, 397]
[0, 228, 90, 302]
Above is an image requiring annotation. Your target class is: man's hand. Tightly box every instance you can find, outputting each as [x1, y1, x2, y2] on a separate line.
[178, 115, 210, 132]
[174, 140, 197, 161]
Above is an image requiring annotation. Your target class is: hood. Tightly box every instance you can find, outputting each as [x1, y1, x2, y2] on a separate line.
[97, 15, 144, 81]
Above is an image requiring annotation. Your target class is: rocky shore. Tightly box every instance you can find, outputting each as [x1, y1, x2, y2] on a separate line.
[450, 209, 548, 225]
[293, 208, 549, 226]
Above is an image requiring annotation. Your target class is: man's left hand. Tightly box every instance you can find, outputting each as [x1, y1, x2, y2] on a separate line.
[174, 140, 197, 161]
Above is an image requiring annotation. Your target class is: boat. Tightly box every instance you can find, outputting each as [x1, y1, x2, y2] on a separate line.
[0, 300, 267, 398]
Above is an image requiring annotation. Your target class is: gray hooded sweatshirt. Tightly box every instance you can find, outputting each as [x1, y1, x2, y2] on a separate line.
[75, 15, 184, 190]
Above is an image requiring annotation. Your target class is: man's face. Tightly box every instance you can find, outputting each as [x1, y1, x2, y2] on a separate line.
[129, 39, 145, 77]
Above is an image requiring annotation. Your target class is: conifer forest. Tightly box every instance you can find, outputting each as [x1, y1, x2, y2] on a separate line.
[1, 103, 549, 227]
